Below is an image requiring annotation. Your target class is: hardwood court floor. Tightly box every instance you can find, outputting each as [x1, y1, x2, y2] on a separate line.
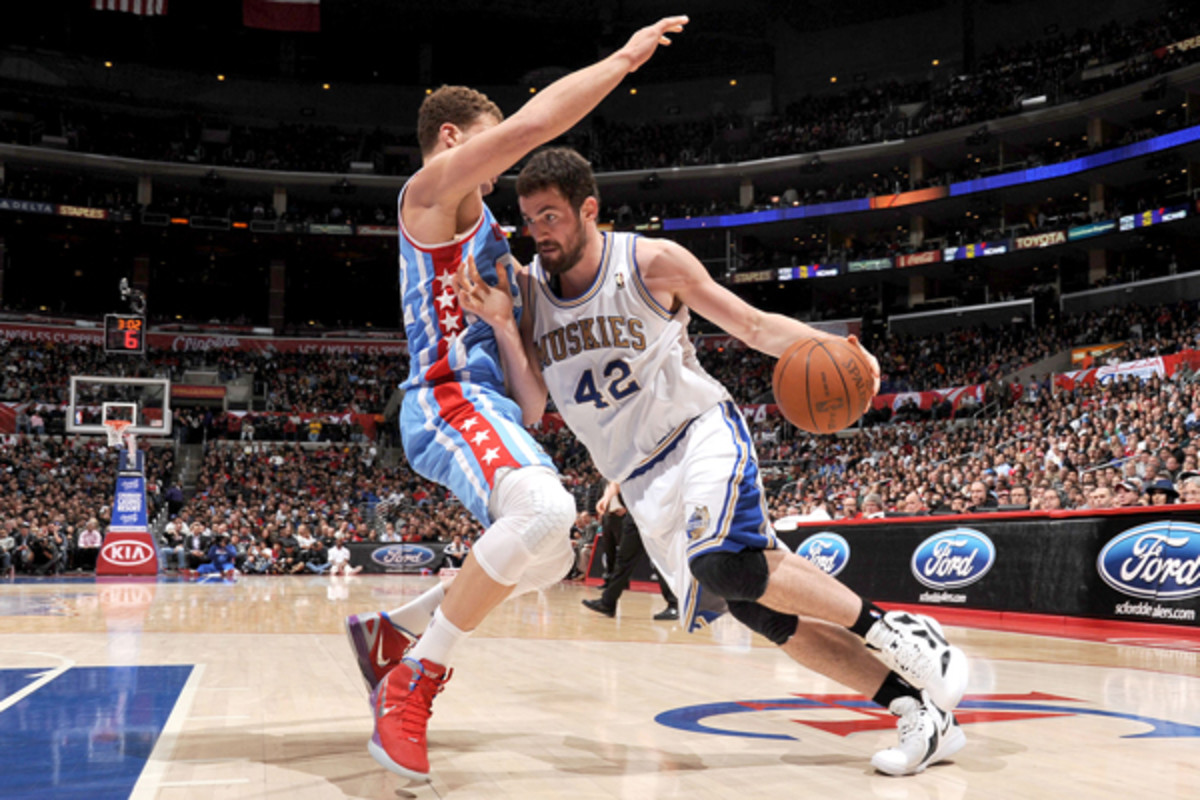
[1, 574, 1199, 799]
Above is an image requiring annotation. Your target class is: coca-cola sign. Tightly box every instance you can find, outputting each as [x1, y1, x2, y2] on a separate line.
[896, 250, 942, 268]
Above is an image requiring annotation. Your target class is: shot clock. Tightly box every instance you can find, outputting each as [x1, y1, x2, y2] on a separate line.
[104, 313, 147, 354]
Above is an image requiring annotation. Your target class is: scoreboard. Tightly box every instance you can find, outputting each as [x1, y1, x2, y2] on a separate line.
[104, 314, 146, 354]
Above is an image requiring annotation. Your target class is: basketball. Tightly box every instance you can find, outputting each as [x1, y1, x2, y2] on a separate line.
[772, 337, 875, 434]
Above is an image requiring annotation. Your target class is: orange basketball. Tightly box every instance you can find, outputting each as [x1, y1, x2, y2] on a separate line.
[772, 337, 875, 434]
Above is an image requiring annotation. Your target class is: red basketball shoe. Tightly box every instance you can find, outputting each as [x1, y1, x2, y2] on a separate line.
[368, 657, 452, 781]
[346, 611, 418, 691]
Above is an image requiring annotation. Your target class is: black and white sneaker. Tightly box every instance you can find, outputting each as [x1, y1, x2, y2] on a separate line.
[871, 691, 965, 776]
[865, 611, 968, 711]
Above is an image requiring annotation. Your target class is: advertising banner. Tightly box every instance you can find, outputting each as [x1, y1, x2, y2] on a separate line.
[896, 250, 942, 268]
[778, 264, 839, 280]
[1068, 219, 1116, 241]
[731, 270, 774, 285]
[778, 509, 1200, 625]
[943, 241, 1009, 262]
[57, 204, 109, 221]
[348, 542, 451, 574]
[1013, 230, 1066, 250]
[847, 258, 893, 272]
[868, 186, 948, 210]
[0, 198, 55, 215]
[1119, 205, 1188, 231]
[0, 322, 408, 356]
[170, 384, 227, 400]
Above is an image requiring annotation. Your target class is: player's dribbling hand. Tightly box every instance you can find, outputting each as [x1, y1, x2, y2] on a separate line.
[619, 16, 689, 73]
[846, 334, 881, 397]
[454, 254, 513, 329]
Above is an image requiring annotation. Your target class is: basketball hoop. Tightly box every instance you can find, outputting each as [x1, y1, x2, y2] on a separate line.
[103, 419, 133, 451]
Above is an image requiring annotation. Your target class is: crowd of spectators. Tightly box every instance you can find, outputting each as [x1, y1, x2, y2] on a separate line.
[4, 290, 1200, 578]
[0, 436, 173, 576]
[764, 366, 1200, 523]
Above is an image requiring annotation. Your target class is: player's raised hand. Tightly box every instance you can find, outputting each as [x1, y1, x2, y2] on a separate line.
[618, 16, 689, 73]
[454, 254, 513, 329]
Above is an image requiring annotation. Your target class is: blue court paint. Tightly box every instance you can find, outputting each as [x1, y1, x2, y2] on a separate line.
[0, 664, 192, 799]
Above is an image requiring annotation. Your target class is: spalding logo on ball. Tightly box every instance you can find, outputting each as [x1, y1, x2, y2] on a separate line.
[772, 337, 874, 434]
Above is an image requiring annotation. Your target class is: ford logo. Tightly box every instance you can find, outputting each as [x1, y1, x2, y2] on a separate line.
[911, 528, 995, 589]
[1097, 521, 1200, 600]
[371, 544, 436, 571]
[796, 533, 850, 577]
[100, 540, 155, 567]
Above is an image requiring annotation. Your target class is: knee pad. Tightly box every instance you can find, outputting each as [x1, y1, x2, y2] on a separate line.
[472, 467, 575, 585]
[509, 538, 574, 599]
[689, 549, 770, 602]
[727, 600, 798, 646]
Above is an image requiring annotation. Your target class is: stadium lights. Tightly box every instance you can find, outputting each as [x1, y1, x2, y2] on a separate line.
[932, 59, 940, 66]
[630, 88, 638, 95]
[730, 79, 738, 86]
[322, 83, 331, 90]
[830, 76, 838, 83]
[104, 61, 113, 68]
[218, 74, 226, 81]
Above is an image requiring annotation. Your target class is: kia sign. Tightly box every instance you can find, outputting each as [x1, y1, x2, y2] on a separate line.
[97, 531, 159, 575]
[796, 533, 850, 577]
[910, 528, 996, 590]
[371, 544, 438, 572]
[100, 539, 156, 567]
[1097, 521, 1200, 600]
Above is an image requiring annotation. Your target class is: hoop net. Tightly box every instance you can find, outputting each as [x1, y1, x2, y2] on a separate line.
[103, 419, 133, 450]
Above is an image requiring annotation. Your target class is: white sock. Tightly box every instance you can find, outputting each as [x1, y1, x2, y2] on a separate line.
[407, 606, 469, 667]
[386, 581, 446, 635]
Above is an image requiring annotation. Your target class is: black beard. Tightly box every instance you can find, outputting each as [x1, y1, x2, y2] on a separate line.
[539, 238, 585, 277]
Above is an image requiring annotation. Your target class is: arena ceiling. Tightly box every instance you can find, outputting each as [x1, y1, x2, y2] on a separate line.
[1, 0, 957, 85]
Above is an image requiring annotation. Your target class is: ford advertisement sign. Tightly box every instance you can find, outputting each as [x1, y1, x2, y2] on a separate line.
[371, 544, 437, 572]
[796, 533, 850, 577]
[911, 528, 996, 590]
[1097, 521, 1200, 600]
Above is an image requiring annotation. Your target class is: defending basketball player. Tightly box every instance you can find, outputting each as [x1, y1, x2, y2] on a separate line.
[343, 17, 689, 782]
[453, 147, 970, 776]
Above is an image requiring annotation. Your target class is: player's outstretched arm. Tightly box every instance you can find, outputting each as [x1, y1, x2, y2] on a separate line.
[410, 16, 688, 211]
[454, 255, 549, 425]
[636, 238, 880, 391]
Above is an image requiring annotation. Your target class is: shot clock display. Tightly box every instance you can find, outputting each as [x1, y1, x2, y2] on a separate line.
[104, 314, 147, 354]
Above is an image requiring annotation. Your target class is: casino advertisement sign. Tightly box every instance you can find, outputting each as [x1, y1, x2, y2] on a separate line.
[777, 510, 1200, 626]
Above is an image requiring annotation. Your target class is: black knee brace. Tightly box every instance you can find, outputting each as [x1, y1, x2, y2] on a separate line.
[727, 600, 799, 646]
[689, 549, 770, 602]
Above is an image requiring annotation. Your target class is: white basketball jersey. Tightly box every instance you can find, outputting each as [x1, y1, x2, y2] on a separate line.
[529, 232, 729, 481]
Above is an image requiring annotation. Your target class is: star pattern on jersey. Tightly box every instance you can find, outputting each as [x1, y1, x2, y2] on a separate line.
[432, 260, 464, 337]
[470, 430, 490, 446]
[461, 417, 479, 431]
[481, 448, 500, 465]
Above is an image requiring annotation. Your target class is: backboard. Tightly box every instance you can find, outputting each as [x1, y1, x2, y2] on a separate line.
[66, 375, 172, 438]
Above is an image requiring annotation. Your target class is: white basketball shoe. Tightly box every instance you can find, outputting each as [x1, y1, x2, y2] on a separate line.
[865, 611, 968, 711]
[871, 691, 965, 776]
